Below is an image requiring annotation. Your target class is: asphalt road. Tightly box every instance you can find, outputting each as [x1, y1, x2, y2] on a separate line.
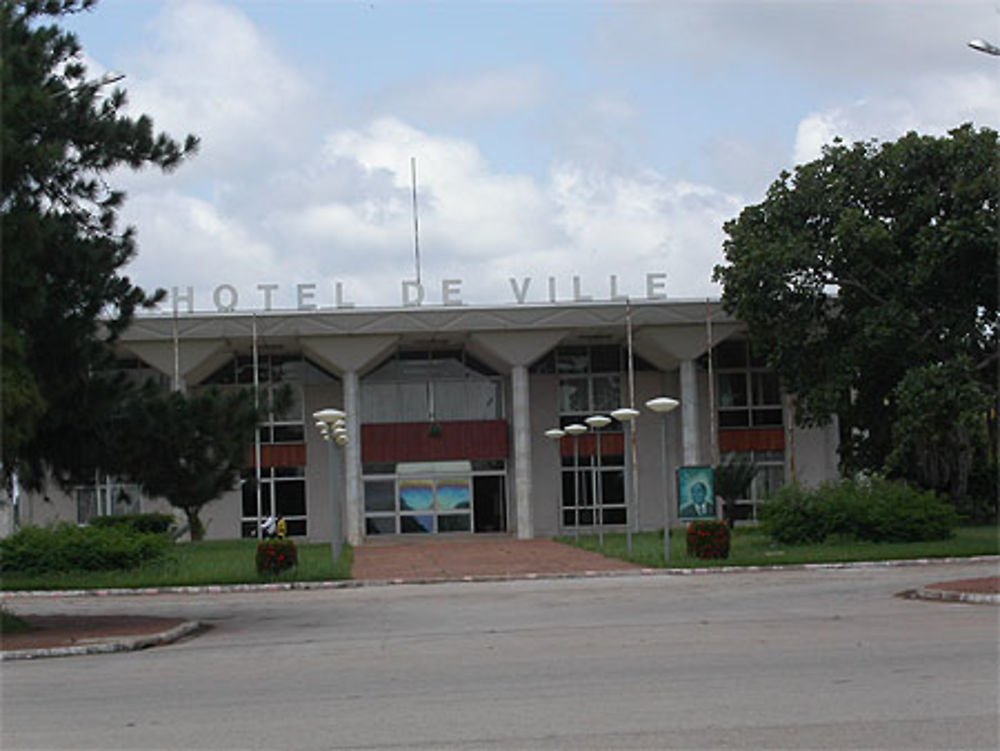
[3, 560, 998, 750]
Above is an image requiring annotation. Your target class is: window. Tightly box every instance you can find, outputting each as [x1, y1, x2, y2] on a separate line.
[715, 340, 782, 428]
[544, 345, 630, 529]
[241, 466, 307, 537]
[203, 354, 334, 445]
[75, 481, 142, 524]
[361, 351, 502, 424]
[561, 447, 626, 528]
[551, 345, 624, 422]
[208, 355, 331, 537]
[720, 450, 785, 522]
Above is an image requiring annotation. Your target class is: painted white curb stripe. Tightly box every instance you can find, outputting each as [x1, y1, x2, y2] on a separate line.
[1, 620, 202, 661]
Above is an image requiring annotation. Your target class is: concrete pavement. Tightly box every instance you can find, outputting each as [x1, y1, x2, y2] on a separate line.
[3, 559, 997, 750]
[2, 537, 997, 661]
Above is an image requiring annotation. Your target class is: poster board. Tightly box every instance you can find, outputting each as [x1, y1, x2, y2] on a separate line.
[677, 465, 716, 521]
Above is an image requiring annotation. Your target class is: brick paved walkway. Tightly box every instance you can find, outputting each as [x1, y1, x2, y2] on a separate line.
[351, 537, 641, 581]
[924, 576, 1000, 594]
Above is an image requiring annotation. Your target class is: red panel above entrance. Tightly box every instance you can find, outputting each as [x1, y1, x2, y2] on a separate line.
[362, 420, 509, 463]
[252, 444, 307, 468]
[559, 433, 625, 458]
[718, 428, 785, 453]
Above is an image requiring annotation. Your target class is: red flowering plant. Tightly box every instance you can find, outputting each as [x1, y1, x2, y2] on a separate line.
[256, 539, 298, 576]
[685, 521, 731, 560]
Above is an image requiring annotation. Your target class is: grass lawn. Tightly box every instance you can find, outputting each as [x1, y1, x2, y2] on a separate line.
[559, 525, 999, 569]
[0, 539, 353, 592]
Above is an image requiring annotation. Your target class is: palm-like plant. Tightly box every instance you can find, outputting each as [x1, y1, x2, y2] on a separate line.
[714, 457, 760, 527]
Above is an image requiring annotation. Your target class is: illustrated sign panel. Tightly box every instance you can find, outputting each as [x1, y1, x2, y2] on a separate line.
[677, 465, 716, 520]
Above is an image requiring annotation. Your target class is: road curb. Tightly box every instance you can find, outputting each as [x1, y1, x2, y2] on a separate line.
[2, 555, 996, 598]
[1, 620, 203, 661]
[3, 557, 994, 660]
[904, 588, 1000, 606]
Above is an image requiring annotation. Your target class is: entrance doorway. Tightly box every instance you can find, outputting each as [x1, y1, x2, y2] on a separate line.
[363, 461, 507, 535]
[473, 475, 506, 533]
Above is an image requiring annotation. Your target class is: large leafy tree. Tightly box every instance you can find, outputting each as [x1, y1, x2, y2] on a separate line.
[116, 387, 262, 542]
[714, 124, 998, 504]
[1, 0, 198, 490]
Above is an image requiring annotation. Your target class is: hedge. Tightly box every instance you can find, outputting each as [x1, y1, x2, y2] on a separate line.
[760, 477, 959, 545]
[89, 513, 176, 536]
[0, 524, 171, 574]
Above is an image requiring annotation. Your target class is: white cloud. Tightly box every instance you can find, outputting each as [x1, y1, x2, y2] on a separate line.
[547, 165, 742, 299]
[125, 112, 738, 310]
[319, 118, 557, 257]
[121, 0, 314, 179]
[794, 111, 844, 164]
[100, 2, 790, 311]
[379, 67, 546, 123]
[701, 134, 788, 198]
[123, 191, 288, 302]
[599, 1, 998, 83]
[794, 72, 1000, 163]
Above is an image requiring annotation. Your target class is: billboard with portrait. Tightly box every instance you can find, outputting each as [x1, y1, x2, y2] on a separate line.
[677, 465, 716, 520]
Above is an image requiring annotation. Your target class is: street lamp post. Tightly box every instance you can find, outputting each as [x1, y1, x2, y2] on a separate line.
[645, 396, 680, 566]
[969, 38, 1000, 55]
[610, 407, 639, 552]
[544, 428, 570, 538]
[585, 415, 612, 546]
[564, 423, 589, 539]
[313, 408, 347, 564]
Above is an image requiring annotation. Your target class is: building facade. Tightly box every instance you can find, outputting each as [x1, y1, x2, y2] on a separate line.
[18, 299, 840, 542]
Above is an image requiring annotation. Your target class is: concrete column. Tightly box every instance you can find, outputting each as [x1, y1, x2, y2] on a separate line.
[343, 370, 363, 545]
[511, 365, 533, 539]
[680, 359, 700, 466]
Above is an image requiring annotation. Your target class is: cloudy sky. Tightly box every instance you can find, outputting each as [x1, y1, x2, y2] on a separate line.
[64, 0, 1000, 312]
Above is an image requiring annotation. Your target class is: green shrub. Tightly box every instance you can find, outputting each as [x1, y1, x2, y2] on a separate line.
[759, 484, 833, 544]
[760, 478, 959, 545]
[855, 479, 959, 542]
[685, 521, 731, 559]
[821, 481, 871, 540]
[256, 539, 298, 576]
[89, 513, 176, 536]
[0, 524, 171, 574]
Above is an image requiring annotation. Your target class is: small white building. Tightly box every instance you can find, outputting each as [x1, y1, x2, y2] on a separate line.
[19, 298, 840, 542]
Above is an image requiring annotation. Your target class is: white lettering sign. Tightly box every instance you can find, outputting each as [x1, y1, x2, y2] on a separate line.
[401, 281, 424, 307]
[258, 283, 278, 311]
[213, 284, 238, 312]
[296, 283, 317, 311]
[509, 277, 531, 303]
[335, 282, 354, 309]
[441, 279, 463, 306]
[646, 272, 667, 300]
[163, 273, 670, 314]
[609, 274, 628, 302]
[172, 286, 194, 315]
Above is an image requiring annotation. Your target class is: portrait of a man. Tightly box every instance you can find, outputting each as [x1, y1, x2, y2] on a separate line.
[678, 466, 716, 520]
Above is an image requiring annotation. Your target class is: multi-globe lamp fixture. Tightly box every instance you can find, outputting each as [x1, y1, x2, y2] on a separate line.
[313, 408, 347, 563]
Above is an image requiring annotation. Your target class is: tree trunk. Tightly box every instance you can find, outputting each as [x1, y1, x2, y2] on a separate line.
[184, 508, 205, 542]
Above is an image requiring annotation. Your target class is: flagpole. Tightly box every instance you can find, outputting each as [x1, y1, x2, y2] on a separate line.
[626, 298, 640, 548]
[253, 314, 263, 540]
